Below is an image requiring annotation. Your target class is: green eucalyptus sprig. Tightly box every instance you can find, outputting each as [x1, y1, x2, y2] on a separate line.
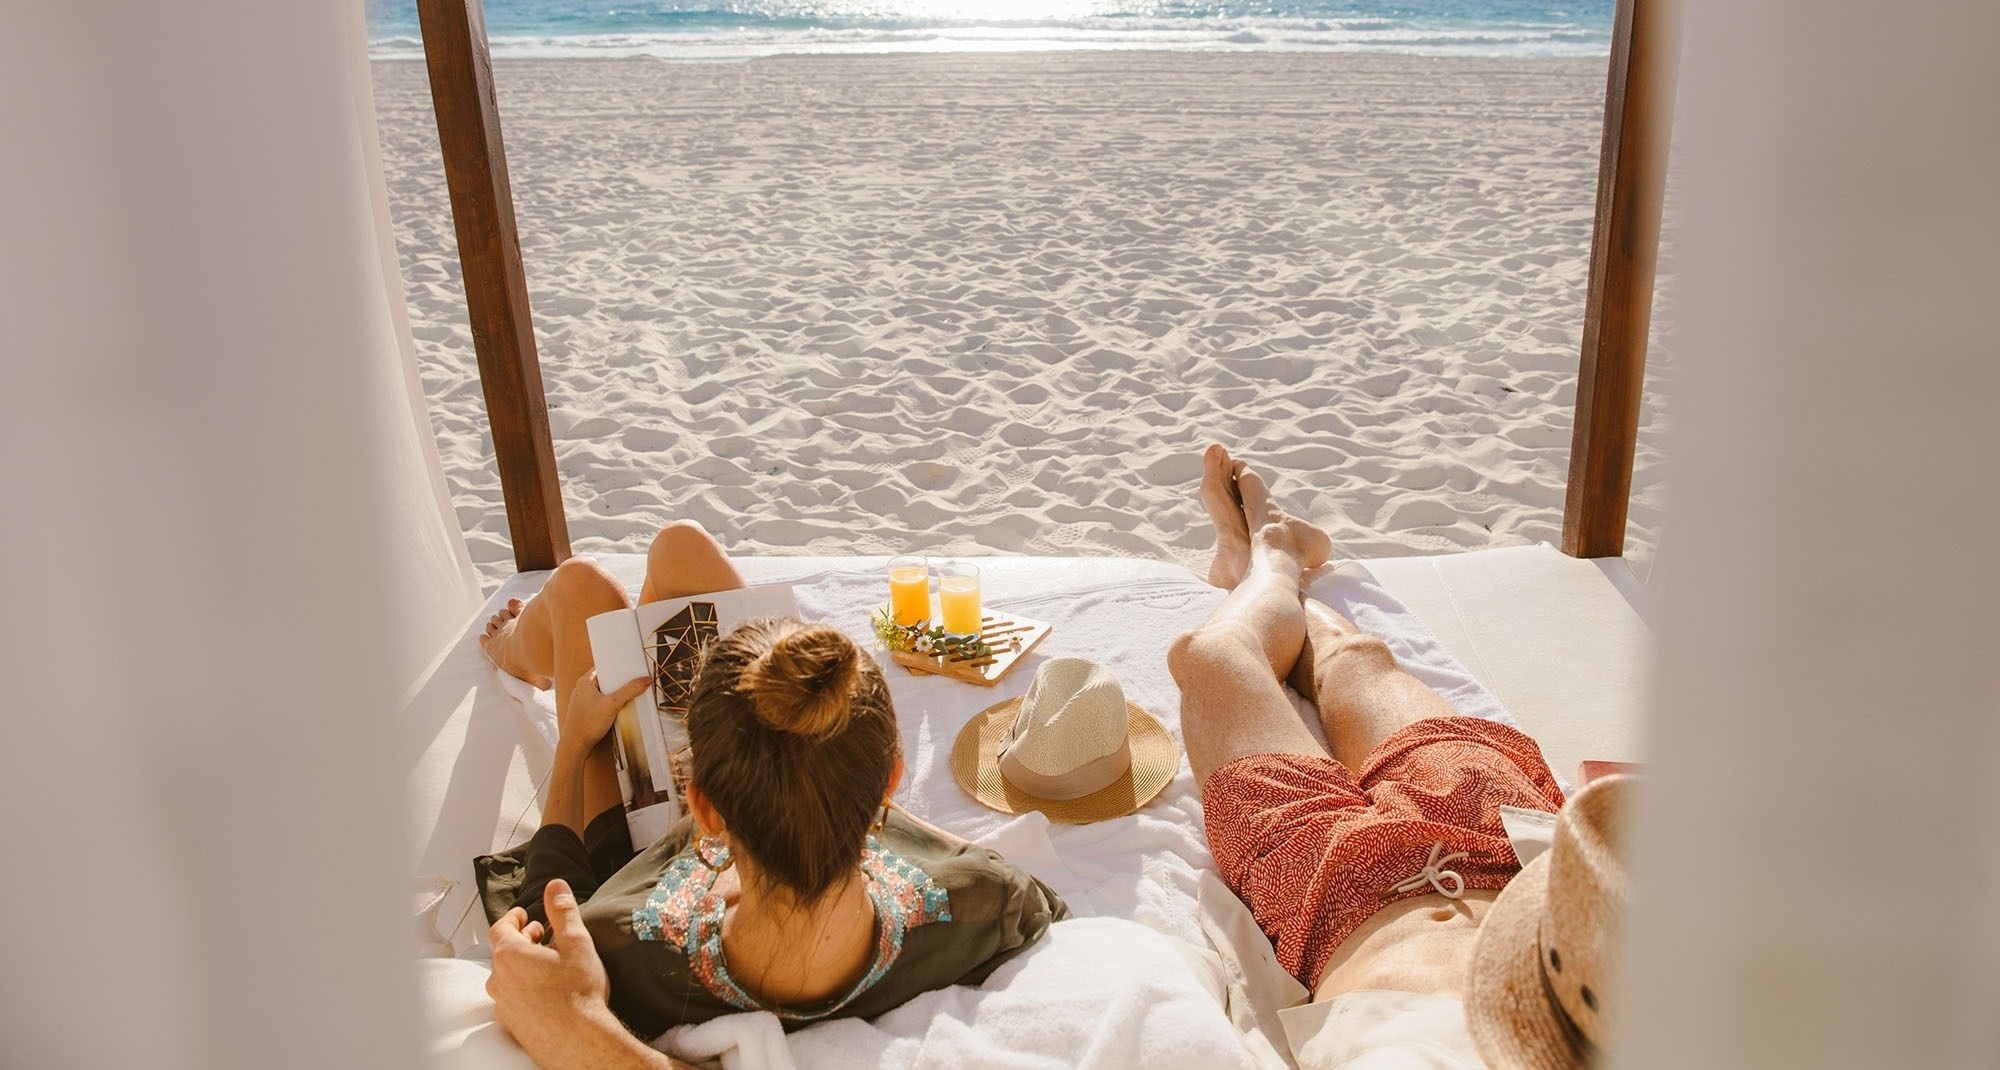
[873, 607, 995, 660]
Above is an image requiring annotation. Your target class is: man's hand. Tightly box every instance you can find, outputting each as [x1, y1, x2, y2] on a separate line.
[561, 670, 652, 752]
[486, 879, 617, 1064]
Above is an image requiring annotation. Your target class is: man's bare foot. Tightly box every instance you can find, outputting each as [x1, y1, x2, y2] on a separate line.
[1238, 455, 1333, 574]
[480, 598, 554, 690]
[1202, 444, 1253, 588]
[1249, 514, 1335, 577]
[1204, 444, 1335, 589]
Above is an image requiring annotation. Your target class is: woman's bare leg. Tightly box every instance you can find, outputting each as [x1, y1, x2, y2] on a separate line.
[638, 519, 746, 604]
[480, 521, 746, 832]
[482, 557, 634, 822]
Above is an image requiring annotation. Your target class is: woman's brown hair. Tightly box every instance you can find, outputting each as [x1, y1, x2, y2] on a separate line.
[685, 617, 899, 903]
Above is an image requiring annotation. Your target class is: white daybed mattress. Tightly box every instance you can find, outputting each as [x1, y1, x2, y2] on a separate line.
[404, 549, 1649, 1069]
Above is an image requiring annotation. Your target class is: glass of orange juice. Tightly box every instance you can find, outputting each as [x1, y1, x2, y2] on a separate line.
[939, 562, 982, 636]
[888, 555, 930, 627]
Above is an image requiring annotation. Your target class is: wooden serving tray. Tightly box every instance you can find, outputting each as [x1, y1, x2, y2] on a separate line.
[892, 612, 1051, 686]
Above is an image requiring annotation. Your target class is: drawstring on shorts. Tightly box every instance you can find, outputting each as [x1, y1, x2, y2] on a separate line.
[1386, 841, 1468, 899]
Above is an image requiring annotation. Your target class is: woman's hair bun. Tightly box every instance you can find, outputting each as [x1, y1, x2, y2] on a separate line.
[739, 623, 862, 739]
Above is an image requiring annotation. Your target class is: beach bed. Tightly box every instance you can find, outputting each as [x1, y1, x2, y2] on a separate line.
[398, 6, 1665, 1061]
[407, 548, 1648, 1068]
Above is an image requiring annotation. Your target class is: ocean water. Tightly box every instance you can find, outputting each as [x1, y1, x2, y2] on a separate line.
[366, 1, 1612, 61]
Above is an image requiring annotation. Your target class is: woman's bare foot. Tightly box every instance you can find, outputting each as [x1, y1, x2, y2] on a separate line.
[1202, 444, 1253, 588]
[480, 598, 554, 690]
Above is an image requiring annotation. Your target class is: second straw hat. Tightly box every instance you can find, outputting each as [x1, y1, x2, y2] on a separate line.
[950, 658, 1178, 823]
[1465, 774, 1636, 1070]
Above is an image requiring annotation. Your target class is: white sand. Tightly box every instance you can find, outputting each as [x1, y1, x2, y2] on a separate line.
[371, 52, 1666, 589]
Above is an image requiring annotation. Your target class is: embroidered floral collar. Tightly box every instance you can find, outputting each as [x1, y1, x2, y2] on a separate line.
[631, 834, 952, 1019]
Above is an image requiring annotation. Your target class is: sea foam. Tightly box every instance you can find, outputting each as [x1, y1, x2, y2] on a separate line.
[365, 1, 1612, 62]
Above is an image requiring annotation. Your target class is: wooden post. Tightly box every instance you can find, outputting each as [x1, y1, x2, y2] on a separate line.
[415, 0, 570, 571]
[1562, 0, 1682, 559]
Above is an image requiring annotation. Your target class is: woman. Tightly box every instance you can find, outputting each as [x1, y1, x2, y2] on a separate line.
[474, 521, 1066, 1068]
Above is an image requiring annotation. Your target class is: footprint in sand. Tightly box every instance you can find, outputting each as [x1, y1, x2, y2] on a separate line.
[621, 427, 677, 453]
[1140, 453, 1204, 488]
[902, 461, 959, 491]
[1383, 499, 1461, 531]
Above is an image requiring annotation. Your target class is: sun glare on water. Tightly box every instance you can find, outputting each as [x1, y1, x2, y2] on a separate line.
[824, 0, 1138, 21]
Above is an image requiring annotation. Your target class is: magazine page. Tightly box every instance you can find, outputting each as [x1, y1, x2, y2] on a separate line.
[585, 584, 799, 848]
[582, 607, 668, 843]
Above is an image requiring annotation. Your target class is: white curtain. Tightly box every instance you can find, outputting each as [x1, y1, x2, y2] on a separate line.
[0, 2, 477, 1067]
[1619, 1, 2000, 1066]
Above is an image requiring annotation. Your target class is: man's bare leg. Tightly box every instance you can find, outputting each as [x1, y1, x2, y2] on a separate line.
[1279, 579, 1507, 1002]
[1173, 450, 1333, 783]
[1291, 599, 1458, 771]
[1172, 524, 1325, 785]
[1184, 446, 1495, 1003]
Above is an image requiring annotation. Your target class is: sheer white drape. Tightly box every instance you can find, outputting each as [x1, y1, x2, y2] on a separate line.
[1620, 1, 2000, 1065]
[1, 2, 476, 1067]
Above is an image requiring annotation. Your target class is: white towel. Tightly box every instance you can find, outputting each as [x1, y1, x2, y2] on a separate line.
[654, 917, 1253, 1070]
[654, 1013, 796, 1070]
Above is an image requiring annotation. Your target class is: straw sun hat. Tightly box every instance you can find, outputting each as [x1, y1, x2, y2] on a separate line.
[950, 658, 1178, 824]
[1466, 774, 1637, 1070]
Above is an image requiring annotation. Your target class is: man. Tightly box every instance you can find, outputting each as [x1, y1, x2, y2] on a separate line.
[1169, 444, 1573, 1067]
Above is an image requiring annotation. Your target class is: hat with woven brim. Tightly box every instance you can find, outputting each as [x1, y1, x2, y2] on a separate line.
[1466, 773, 1636, 1070]
[950, 658, 1178, 824]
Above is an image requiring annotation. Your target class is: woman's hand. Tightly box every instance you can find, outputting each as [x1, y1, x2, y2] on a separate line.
[487, 879, 621, 1066]
[560, 670, 653, 753]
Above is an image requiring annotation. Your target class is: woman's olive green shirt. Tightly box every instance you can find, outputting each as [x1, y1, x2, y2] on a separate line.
[476, 807, 1067, 1038]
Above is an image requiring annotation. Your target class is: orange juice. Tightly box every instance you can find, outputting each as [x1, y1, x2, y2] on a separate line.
[939, 568, 981, 635]
[889, 562, 930, 626]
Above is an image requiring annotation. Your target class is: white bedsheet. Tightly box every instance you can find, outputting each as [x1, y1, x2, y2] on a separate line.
[418, 557, 1519, 1069]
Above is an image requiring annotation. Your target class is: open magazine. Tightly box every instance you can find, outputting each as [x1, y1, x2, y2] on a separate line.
[584, 584, 798, 847]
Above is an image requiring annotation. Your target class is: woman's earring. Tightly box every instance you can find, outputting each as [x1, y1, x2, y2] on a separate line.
[871, 802, 889, 833]
[696, 836, 734, 873]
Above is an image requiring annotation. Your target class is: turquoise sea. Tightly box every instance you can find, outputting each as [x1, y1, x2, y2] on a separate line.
[366, 0, 1613, 60]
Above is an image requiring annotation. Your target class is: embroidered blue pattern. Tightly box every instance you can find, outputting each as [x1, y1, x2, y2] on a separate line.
[631, 834, 952, 1020]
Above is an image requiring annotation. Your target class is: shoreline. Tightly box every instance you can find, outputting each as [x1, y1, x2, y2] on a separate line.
[366, 48, 1612, 65]
[372, 51, 1665, 589]
[368, 49, 1610, 65]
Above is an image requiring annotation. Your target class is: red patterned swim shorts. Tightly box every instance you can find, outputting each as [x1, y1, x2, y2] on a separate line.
[1202, 716, 1565, 989]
